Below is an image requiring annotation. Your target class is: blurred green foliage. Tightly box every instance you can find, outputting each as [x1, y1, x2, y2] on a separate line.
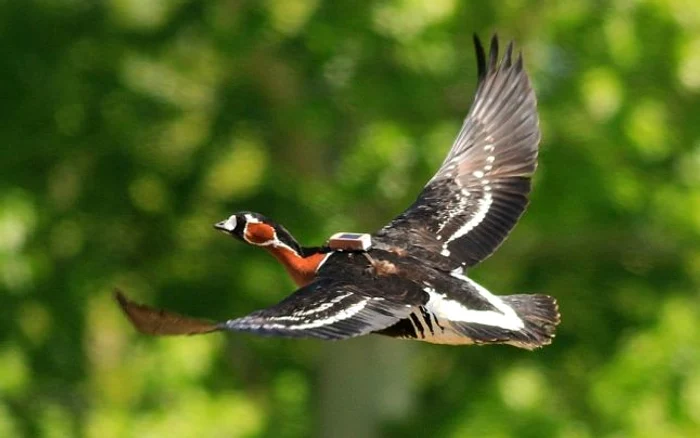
[1, 0, 700, 437]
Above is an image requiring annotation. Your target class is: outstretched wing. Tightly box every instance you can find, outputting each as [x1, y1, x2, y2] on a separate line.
[116, 279, 421, 340]
[376, 35, 540, 269]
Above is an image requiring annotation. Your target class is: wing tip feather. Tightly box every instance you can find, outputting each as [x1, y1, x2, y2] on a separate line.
[504, 41, 514, 68]
[488, 34, 499, 71]
[114, 288, 220, 336]
[473, 34, 527, 78]
[473, 33, 486, 80]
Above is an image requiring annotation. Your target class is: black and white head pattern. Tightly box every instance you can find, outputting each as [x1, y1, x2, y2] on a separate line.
[215, 212, 303, 255]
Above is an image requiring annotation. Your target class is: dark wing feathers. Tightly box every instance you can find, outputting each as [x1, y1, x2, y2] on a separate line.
[376, 35, 540, 269]
[474, 34, 487, 79]
[221, 279, 417, 340]
[116, 279, 420, 341]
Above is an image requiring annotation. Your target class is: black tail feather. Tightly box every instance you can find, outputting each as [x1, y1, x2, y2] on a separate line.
[503, 294, 560, 349]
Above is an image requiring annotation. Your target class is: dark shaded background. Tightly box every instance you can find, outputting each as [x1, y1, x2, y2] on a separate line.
[1, 1, 699, 437]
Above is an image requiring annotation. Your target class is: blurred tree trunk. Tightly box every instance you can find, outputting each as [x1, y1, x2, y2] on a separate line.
[318, 336, 414, 438]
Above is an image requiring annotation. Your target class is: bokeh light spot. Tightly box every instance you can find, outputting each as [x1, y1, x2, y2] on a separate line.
[498, 365, 546, 411]
[204, 135, 269, 200]
[129, 174, 170, 214]
[624, 99, 669, 161]
[265, 0, 319, 36]
[581, 67, 622, 121]
[373, 0, 456, 40]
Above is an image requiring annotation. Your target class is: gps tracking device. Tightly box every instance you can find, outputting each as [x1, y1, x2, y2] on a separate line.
[327, 233, 372, 251]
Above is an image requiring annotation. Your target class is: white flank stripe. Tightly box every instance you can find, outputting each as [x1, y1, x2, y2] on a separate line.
[424, 287, 523, 330]
[436, 271, 525, 330]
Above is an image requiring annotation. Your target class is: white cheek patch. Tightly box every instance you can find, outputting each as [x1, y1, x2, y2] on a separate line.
[222, 215, 237, 231]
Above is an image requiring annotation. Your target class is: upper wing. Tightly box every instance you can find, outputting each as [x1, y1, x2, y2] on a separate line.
[375, 35, 540, 269]
[116, 278, 422, 340]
